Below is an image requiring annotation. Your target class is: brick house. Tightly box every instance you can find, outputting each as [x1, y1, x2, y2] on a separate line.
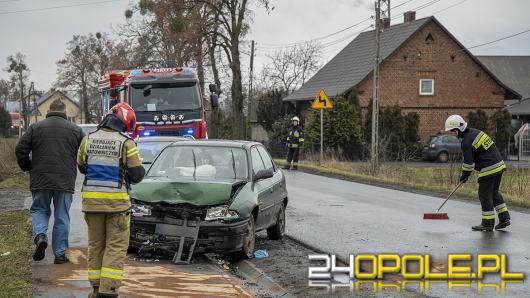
[284, 12, 521, 142]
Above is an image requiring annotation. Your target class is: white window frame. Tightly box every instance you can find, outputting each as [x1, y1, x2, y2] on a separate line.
[419, 79, 434, 96]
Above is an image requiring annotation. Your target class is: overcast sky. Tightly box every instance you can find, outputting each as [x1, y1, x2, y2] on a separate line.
[1, 0, 529, 91]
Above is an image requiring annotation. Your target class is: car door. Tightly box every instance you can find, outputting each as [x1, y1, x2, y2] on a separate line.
[250, 146, 273, 230]
[444, 136, 462, 159]
[257, 145, 283, 227]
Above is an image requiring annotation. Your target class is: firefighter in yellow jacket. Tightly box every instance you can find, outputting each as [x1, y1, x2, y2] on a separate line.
[77, 103, 145, 298]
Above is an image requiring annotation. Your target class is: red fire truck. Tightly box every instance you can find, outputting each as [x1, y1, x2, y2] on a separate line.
[98, 68, 218, 138]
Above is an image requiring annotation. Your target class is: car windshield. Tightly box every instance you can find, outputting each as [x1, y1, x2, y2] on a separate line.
[138, 141, 175, 164]
[147, 146, 248, 180]
[130, 82, 201, 112]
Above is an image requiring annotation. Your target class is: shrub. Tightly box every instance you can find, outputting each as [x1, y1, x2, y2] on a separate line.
[467, 109, 488, 132]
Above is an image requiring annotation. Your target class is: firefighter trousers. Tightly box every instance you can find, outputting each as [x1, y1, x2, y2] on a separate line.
[286, 148, 300, 166]
[478, 173, 510, 226]
[85, 212, 130, 295]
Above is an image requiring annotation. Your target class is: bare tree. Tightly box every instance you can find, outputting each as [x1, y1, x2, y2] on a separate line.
[5, 53, 30, 129]
[56, 34, 112, 123]
[199, 0, 272, 139]
[262, 42, 321, 93]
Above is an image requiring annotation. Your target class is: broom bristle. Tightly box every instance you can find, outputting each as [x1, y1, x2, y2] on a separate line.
[423, 213, 449, 220]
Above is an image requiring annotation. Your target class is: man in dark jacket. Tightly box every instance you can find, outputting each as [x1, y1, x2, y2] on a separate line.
[15, 99, 84, 263]
[445, 115, 510, 232]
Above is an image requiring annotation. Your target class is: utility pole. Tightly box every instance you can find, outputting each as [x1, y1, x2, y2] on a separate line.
[247, 40, 255, 140]
[371, 0, 381, 173]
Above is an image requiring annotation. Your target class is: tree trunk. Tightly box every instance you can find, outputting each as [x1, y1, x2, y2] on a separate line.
[18, 71, 27, 130]
[207, 38, 222, 139]
[230, 39, 245, 139]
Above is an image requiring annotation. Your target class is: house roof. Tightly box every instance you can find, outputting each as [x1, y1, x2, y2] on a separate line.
[36, 90, 80, 108]
[476, 56, 530, 100]
[507, 99, 530, 116]
[284, 16, 521, 102]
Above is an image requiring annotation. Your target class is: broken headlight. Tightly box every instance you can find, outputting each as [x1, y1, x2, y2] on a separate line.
[131, 203, 152, 217]
[204, 206, 239, 221]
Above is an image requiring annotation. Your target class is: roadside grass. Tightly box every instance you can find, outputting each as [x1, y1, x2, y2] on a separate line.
[0, 210, 33, 298]
[0, 174, 29, 191]
[275, 159, 530, 209]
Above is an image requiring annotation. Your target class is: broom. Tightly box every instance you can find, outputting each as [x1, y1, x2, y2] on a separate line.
[423, 182, 463, 220]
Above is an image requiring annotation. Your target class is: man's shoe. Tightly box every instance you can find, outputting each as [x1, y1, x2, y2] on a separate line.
[54, 254, 69, 264]
[282, 165, 291, 170]
[472, 224, 494, 231]
[33, 235, 48, 261]
[495, 220, 510, 230]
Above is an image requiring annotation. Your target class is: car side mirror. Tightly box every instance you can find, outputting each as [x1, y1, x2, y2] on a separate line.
[209, 83, 217, 93]
[210, 93, 219, 109]
[253, 169, 274, 182]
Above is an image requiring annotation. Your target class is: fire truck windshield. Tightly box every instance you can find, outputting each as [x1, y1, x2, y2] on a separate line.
[130, 82, 201, 112]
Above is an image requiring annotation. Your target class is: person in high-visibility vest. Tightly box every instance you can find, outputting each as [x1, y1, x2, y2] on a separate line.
[284, 116, 304, 170]
[445, 115, 510, 231]
[77, 103, 145, 298]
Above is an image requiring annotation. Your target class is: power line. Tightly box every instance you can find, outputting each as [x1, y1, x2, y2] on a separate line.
[0, 0, 123, 15]
[431, 0, 468, 15]
[258, 0, 416, 48]
[459, 28, 530, 52]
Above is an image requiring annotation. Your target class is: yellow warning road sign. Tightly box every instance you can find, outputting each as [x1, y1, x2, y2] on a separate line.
[312, 89, 333, 109]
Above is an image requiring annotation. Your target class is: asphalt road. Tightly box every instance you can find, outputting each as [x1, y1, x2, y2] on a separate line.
[283, 170, 530, 297]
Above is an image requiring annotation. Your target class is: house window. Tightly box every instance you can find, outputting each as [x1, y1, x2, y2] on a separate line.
[68, 116, 76, 123]
[419, 79, 434, 96]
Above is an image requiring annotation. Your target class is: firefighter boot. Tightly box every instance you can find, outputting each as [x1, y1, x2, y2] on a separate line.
[283, 164, 291, 170]
[88, 286, 99, 298]
[472, 218, 494, 231]
[495, 205, 510, 230]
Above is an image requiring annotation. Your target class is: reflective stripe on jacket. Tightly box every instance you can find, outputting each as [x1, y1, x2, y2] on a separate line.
[287, 127, 304, 148]
[80, 129, 131, 212]
[460, 127, 506, 181]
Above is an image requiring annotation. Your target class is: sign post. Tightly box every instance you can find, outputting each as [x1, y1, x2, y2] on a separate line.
[311, 89, 333, 165]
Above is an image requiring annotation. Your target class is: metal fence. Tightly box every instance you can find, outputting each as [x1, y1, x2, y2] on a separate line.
[515, 123, 530, 160]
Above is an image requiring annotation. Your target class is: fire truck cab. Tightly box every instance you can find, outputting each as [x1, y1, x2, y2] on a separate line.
[98, 67, 218, 138]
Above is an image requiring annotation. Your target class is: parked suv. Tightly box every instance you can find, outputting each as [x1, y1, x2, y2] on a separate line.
[421, 134, 462, 162]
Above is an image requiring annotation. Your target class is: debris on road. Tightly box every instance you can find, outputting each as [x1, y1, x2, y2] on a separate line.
[254, 249, 269, 259]
[1, 251, 11, 256]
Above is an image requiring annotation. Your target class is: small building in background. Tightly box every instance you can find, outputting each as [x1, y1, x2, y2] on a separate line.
[29, 90, 81, 124]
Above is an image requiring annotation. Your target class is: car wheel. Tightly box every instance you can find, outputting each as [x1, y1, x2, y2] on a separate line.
[437, 151, 449, 163]
[241, 214, 256, 258]
[267, 204, 285, 240]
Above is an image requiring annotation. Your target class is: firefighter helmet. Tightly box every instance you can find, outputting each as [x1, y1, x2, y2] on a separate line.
[108, 102, 137, 132]
[445, 115, 467, 132]
[291, 116, 300, 122]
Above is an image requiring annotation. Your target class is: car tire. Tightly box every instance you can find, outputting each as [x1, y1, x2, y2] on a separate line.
[267, 204, 285, 240]
[240, 214, 256, 258]
[437, 151, 449, 163]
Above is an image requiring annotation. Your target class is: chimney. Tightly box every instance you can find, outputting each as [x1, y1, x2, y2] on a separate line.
[404, 11, 416, 23]
[381, 17, 390, 29]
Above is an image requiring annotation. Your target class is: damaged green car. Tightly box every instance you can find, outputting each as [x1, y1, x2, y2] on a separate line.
[129, 140, 288, 263]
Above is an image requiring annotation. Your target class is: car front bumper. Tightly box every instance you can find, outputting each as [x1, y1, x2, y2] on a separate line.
[421, 148, 438, 160]
[130, 216, 249, 255]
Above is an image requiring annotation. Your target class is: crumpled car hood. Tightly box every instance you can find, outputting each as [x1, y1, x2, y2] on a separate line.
[130, 176, 246, 206]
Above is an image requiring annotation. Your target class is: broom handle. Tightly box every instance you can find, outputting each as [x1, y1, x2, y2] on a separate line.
[436, 182, 464, 213]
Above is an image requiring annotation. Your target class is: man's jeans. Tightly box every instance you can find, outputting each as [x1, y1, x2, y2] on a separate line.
[30, 191, 73, 257]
